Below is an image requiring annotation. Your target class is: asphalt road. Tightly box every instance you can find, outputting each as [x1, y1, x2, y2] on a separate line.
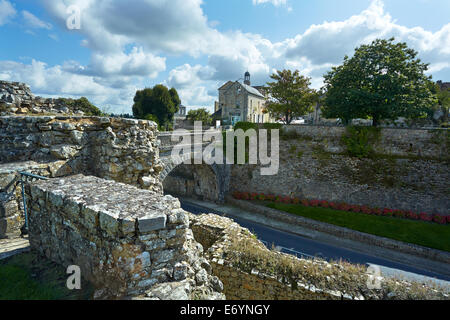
[180, 200, 450, 284]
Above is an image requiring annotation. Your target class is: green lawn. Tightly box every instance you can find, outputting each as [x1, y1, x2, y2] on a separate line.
[267, 203, 450, 252]
[0, 252, 93, 300]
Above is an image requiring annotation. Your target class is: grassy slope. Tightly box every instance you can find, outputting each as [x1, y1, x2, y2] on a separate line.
[0, 252, 93, 300]
[267, 203, 450, 252]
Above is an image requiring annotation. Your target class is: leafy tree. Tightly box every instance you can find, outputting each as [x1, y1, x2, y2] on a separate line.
[322, 38, 438, 126]
[265, 69, 317, 124]
[132, 85, 180, 129]
[186, 108, 212, 124]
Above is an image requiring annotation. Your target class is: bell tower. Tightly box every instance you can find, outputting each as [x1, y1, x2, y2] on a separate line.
[244, 71, 251, 86]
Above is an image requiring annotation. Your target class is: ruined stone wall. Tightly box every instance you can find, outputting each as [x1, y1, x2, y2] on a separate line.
[0, 116, 163, 238]
[0, 116, 163, 192]
[0, 161, 70, 238]
[0, 80, 93, 116]
[26, 175, 224, 300]
[191, 214, 449, 300]
[230, 126, 449, 214]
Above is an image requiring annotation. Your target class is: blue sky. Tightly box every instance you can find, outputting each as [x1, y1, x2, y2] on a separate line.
[0, 0, 449, 114]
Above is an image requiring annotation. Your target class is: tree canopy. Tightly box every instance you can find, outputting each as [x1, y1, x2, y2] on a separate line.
[186, 108, 212, 124]
[322, 38, 437, 126]
[132, 85, 180, 129]
[265, 69, 317, 124]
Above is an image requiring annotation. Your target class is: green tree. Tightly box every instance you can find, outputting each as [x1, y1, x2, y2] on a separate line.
[186, 108, 212, 124]
[265, 69, 317, 124]
[322, 38, 437, 126]
[132, 85, 180, 129]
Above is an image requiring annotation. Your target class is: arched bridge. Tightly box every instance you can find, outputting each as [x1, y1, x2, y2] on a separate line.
[157, 131, 230, 203]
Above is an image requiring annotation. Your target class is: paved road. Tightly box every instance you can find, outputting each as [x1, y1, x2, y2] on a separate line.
[180, 200, 450, 285]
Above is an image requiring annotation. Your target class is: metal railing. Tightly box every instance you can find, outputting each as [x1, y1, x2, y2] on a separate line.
[18, 172, 49, 232]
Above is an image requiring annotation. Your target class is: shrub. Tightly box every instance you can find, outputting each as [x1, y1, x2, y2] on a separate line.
[267, 194, 275, 201]
[341, 126, 381, 158]
[350, 205, 361, 213]
[292, 198, 300, 205]
[250, 193, 258, 200]
[262, 123, 282, 130]
[241, 192, 250, 200]
[258, 193, 266, 201]
[447, 216, 450, 224]
[234, 121, 258, 131]
[301, 199, 310, 207]
[275, 196, 282, 203]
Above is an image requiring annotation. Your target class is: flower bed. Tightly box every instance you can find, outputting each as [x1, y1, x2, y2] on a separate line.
[231, 191, 449, 226]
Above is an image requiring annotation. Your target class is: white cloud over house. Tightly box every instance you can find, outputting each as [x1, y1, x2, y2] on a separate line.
[0, 0, 448, 114]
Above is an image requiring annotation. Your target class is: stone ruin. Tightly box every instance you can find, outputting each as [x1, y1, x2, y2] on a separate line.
[1, 81, 448, 300]
[0, 80, 95, 116]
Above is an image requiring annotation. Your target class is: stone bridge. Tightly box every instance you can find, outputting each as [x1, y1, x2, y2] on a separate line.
[157, 131, 231, 203]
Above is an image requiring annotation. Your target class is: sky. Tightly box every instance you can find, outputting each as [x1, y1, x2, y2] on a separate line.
[0, 0, 449, 114]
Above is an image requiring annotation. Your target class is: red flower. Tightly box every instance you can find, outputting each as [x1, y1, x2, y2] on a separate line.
[241, 192, 250, 200]
[292, 198, 300, 205]
[351, 205, 361, 213]
[267, 194, 275, 201]
[419, 213, 432, 222]
[373, 208, 382, 216]
[310, 200, 320, 207]
[432, 214, 446, 225]
[258, 193, 266, 201]
[301, 199, 310, 207]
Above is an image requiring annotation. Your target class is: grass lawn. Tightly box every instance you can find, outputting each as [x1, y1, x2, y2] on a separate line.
[0, 252, 93, 300]
[266, 203, 450, 252]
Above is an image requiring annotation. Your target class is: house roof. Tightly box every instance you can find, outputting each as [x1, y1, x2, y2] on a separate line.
[241, 83, 265, 98]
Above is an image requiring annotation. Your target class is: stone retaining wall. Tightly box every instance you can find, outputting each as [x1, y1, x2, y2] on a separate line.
[282, 125, 448, 159]
[190, 214, 449, 300]
[230, 128, 449, 214]
[26, 174, 224, 299]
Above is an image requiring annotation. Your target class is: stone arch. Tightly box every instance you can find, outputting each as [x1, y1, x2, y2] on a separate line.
[160, 152, 230, 202]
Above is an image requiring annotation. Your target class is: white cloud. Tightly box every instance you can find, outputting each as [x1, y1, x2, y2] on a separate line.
[0, 59, 138, 113]
[3, 0, 449, 113]
[63, 47, 166, 78]
[252, 0, 287, 7]
[0, 0, 16, 26]
[22, 10, 52, 30]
